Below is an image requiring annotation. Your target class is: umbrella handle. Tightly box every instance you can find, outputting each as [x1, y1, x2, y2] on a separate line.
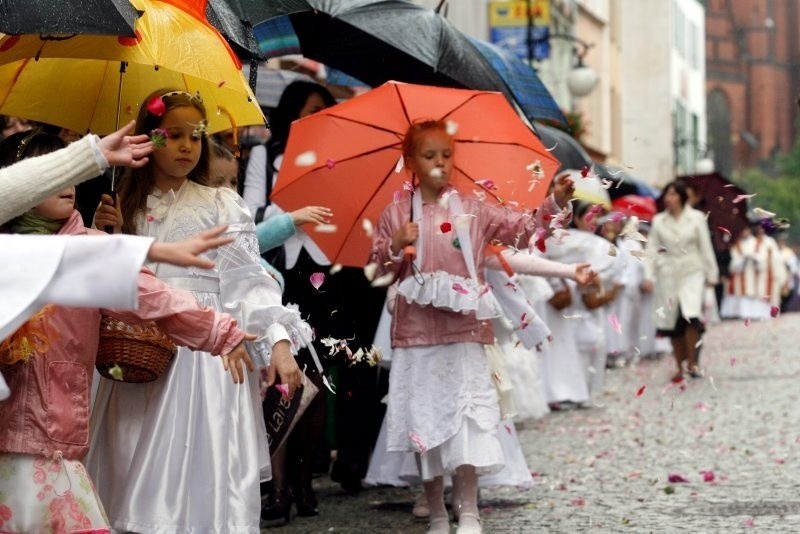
[104, 186, 116, 234]
[403, 245, 416, 260]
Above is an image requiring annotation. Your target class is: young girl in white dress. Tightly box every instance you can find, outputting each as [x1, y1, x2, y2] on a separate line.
[371, 120, 581, 533]
[88, 90, 307, 533]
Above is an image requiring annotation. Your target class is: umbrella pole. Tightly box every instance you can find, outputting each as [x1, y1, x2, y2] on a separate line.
[105, 61, 127, 234]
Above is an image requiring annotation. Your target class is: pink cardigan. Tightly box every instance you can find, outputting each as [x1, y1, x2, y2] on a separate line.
[372, 192, 539, 348]
[0, 211, 246, 460]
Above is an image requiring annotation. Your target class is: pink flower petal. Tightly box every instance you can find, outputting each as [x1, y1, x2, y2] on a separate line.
[770, 306, 780, 318]
[635, 385, 646, 397]
[667, 473, 689, 483]
[608, 314, 622, 334]
[310, 272, 325, 290]
[452, 282, 470, 295]
[701, 471, 715, 482]
[275, 383, 289, 397]
[409, 431, 427, 454]
[326, 158, 336, 169]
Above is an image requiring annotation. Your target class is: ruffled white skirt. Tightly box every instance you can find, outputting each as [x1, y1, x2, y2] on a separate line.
[386, 343, 503, 480]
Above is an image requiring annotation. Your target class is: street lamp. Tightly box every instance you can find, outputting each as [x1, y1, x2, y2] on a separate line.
[549, 33, 599, 97]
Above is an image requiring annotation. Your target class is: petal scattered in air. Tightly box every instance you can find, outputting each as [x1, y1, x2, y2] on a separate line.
[733, 193, 756, 203]
[770, 306, 780, 318]
[325, 158, 336, 169]
[635, 385, 646, 397]
[294, 150, 317, 167]
[445, 120, 459, 136]
[371, 273, 396, 288]
[329, 263, 343, 275]
[701, 471, 715, 482]
[363, 262, 378, 282]
[394, 155, 404, 173]
[314, 224, 338, 233]
[310, 272, 325, 290]
[608, 314, 622, 334]
[362, 218, 374, 237]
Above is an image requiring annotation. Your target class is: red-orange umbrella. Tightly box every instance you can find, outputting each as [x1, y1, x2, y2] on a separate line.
[271, 81, 561, 267]
[612, 195, 657, 222]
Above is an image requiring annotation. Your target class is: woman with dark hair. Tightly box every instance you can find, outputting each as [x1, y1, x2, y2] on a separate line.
[243, 80, 387, 523]
[643, 181, 718, 381]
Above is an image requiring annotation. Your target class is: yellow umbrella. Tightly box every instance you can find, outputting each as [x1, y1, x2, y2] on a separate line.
[0, 0, 264, 134]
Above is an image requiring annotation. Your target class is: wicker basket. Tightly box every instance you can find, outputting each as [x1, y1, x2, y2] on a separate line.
[96, 316, 177, 383]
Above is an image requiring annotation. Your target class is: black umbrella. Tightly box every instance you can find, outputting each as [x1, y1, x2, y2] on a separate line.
[254, 0, 522, 113]
[535, 122, 592, 172]
[0, 0, 138, 36]
[206, 0, 263, 60]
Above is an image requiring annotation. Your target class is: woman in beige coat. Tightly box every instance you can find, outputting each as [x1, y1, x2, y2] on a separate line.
[643, 181, 718, 381]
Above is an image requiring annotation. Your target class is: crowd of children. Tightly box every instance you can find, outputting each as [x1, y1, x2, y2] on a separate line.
[0, 86, 762, 534]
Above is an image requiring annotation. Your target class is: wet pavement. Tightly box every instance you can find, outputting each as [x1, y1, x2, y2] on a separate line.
[266, 314, 800, 533]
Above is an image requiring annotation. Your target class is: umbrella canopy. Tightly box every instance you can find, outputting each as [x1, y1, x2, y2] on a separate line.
[252, 2, 526, 118]
[569, 170, 612, 209]
[612, 195, 656, 222]
[678, 171, 748, 251]
[467, 38, 567, 126]
[0, 0, 138, 36]
[535, 122, 593, 172]
[271, 81, 561, 267]
[205, 0, 263, 61]
[0, 0, 264, 135]
[595, 164, 660, 200]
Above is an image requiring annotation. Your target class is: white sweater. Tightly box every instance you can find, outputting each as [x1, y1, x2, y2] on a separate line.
[0, 135, 107, 224]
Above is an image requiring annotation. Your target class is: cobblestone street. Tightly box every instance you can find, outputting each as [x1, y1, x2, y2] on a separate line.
[269, 315, 800, 533]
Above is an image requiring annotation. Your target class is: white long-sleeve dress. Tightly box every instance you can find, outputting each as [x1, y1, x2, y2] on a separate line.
[87, 181, 311, 534]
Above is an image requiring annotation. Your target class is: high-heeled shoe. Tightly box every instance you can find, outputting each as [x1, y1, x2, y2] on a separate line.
[261, 487, 292, 526]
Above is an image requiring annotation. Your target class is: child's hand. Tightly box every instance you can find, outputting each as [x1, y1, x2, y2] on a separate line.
[290, 205, 332, 226]
[95, 193, 123, 234]
[553, 173, 575, 208]
[574, 263, 597, 287]
[221, 334, 257, 384]
[391, 222, 419, 255]
[147, 225, 234, 268]
[98, 120, 154, 168]
[265, 340, 303, 399]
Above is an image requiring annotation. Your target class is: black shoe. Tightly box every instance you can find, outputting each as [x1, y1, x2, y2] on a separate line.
[330, 460, 363, 494]
[295, 487, 319, 517]
[261, 488, 292, 527]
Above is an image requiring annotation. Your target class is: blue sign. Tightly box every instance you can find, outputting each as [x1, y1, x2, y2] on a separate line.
[489, 26, 550, 62]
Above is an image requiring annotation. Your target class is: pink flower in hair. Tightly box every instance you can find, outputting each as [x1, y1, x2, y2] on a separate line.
[146, 95, 166, 116]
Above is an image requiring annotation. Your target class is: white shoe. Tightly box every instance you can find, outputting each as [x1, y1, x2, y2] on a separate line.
[455, 512, 482, 534]
[428, 515, 451, 533]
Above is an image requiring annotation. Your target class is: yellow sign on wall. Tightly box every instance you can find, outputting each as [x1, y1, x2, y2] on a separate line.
[489, 0, 550, 27]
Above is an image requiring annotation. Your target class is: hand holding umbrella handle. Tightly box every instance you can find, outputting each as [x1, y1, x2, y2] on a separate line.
[104, 192, 117, 234]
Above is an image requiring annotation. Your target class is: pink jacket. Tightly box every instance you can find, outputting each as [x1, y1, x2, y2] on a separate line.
[0, 211, 246, 460]
[373, 191, 543, 347]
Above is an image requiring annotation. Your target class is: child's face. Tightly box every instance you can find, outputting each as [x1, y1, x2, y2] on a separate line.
[34, 186, 75, 220]
[407, 128, 454, 195]
[207, 156, 239, 192]
[299, 92, 328, 118]
[151, 105, 204, 182]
